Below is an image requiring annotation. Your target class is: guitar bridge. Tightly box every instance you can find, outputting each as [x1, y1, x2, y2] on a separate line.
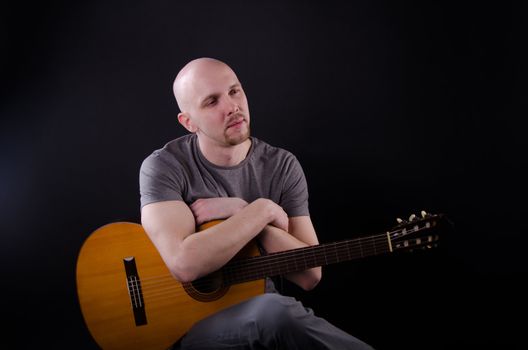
[124, 257, 147, 326]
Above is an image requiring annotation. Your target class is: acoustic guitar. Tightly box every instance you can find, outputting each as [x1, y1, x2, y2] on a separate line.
[76, 211, 443, 349]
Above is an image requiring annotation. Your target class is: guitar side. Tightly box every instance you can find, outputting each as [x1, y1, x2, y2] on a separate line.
[76, 222, 265, 350]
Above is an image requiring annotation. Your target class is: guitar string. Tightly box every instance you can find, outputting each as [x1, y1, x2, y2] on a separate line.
[139, 239, 436, 304]
[137, 236, 435, 302]
[124, 238, 432, 304]
[134, 245, 393, 302]
[145, 240, 387, 291]
[138, 230, 396, 285]
[138, 232, 391, 288]
[135, 226, 431, 299]
[215, 224, 432, 274]
[120, 225, 434, 302]
[136, 233, 433, 301]
[138, 224, 428, 288]
[136, 242, 387, 297]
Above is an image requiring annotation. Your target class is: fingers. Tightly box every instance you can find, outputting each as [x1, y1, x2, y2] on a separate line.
[279, 210, 289, 232]
[271, 204, 289, 232]
[190, 199, 208, 225]
[191, 197, 286, 230]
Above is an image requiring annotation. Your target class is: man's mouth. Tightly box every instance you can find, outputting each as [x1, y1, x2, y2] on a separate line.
[227, 118, 245, 129]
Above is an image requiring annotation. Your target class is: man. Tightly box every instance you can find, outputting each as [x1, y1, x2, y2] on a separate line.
[139, 57, 373, 349]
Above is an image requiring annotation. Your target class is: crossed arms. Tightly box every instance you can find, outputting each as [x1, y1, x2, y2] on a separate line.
[141, 197, 322, 291]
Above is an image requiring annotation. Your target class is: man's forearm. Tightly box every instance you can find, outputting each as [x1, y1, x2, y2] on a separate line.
[175, 198, 286, 282]
[259, 225, 322, 291]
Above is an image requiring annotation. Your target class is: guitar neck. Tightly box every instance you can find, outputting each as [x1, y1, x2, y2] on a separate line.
[222, 233, 390, 285]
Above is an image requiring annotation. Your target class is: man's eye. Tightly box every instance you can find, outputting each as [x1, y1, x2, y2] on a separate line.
[206, 99, 217, 106]
[230, 89, 240, 95]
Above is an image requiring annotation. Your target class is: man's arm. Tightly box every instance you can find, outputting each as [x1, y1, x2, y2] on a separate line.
[258, 216, 322, 291]
[190, 197, 249, 226]
[185, 197, 322, 291]
[141, 198, 288, 282]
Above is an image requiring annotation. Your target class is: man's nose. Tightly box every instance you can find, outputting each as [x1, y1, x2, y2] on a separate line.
[225, 98, 240, 115]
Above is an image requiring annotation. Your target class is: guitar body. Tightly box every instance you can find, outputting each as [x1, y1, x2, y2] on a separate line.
[76, 221, 265, 350]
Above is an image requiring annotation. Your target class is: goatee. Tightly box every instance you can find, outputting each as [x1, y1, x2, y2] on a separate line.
[225, 127, 250, 146]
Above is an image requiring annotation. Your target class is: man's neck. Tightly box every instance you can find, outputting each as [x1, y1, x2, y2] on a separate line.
[197, 137, 252, 167]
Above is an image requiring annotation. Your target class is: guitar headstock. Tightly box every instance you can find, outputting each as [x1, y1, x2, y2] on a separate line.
[388, 211, 444, 253]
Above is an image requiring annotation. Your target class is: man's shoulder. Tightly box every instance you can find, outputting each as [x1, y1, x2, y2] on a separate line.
[146, 134, 195, 160]
[141, 134, 196, 173]
[251, 137, 297, 162]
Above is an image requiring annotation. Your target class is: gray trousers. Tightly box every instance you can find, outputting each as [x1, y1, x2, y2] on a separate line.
[173, 293, 374, 350]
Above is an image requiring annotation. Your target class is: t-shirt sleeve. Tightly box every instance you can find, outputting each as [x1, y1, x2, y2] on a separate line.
[139, 152, 185, 209]
[279, 155, 310, 217]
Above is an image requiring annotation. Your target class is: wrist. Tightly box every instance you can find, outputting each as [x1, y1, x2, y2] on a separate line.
[252, 198, 275, 223]
[235, 198, 249, 212]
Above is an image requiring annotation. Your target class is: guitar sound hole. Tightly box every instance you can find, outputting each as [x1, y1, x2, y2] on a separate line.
[191, 273, 223, 294]
[183, 271, 229, 302]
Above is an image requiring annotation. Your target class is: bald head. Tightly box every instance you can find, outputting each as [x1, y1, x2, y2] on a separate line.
[172, 58, 238, 112]
[172, 57, 251, 147]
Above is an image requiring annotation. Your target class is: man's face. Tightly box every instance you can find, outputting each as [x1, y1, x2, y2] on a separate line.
[183, 64, 251, 147]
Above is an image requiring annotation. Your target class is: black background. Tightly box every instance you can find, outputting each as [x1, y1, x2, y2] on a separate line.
[2, 0, 527, 348]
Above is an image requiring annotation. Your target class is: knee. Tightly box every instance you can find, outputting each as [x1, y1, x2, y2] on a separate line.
[249, 294, 304, 330]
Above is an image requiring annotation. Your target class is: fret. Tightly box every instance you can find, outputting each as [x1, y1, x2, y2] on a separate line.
[358, 239, 364, 258]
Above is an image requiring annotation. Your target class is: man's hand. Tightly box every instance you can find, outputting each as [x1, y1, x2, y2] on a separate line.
[258, 216, 321, 291]
[267, 201, 289, 233]
[142, 198, 292, 283]
[190, 197, 248, 225]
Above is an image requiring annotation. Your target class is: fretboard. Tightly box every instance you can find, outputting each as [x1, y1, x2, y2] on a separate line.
[221, 233, 390, 285]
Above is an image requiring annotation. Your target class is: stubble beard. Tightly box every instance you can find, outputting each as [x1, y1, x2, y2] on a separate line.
[224, 125, 250, 146]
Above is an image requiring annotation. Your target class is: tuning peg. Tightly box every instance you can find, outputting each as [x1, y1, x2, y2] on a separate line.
[421, 210, 427, 218]
[409, 214, 417, 221]
[396, 218, 404, 224]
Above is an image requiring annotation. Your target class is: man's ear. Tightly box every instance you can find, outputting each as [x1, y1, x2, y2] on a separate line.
[177, 112, 197, 133]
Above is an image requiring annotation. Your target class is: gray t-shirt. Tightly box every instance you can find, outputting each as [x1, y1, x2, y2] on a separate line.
[139, 134, 309, 217]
